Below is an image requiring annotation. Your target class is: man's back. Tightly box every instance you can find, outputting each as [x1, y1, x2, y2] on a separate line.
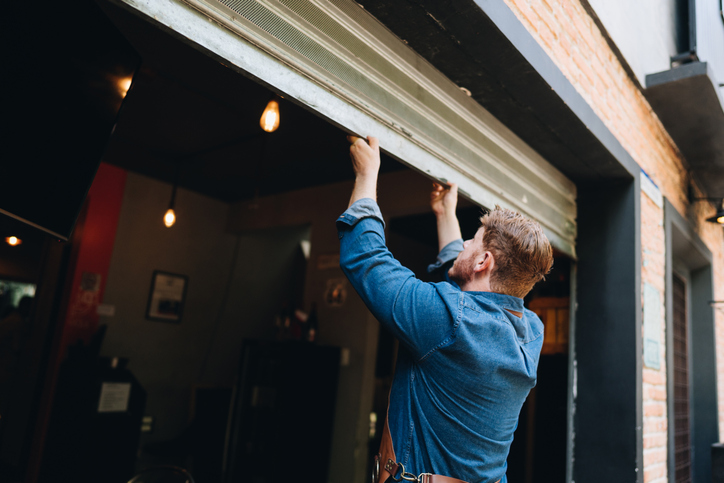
[387, 287, 543, 483]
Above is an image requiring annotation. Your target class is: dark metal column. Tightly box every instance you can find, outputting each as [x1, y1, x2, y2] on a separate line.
[689, 265, 718, 483]
[574, 176, 643, 482]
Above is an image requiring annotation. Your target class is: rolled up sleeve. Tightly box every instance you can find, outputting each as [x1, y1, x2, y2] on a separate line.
[427, 239, 463, 274]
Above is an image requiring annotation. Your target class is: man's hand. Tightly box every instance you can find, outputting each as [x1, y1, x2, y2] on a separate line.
[431, 182, 462, 252]
[347, 135, 381, 207]
[431, 182, 458, 217]
[347, 136, 380, 179]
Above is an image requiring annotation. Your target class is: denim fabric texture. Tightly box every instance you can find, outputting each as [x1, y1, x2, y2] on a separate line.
[337, 199, 544, 483]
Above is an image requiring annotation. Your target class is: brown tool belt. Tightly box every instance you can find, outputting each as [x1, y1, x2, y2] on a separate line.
[375, 455, 470, 483]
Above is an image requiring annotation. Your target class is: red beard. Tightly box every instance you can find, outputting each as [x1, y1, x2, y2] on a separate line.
[448, 254, 475, 287]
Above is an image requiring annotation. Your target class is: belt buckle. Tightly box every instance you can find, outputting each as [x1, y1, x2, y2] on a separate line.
[417, 473, 432, 483]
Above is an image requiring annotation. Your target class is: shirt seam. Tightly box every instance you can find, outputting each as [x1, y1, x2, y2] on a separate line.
[402, 372, 416, 465]
[417, 292, 463, 363]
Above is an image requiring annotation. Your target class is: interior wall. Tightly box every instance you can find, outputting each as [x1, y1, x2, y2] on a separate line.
[100, 172, 237, 442]
[96, 174, 304, 446]
[197, 224, 312, 387]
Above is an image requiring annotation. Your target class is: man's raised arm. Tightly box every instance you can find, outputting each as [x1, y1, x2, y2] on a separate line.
[337, 136, 457, 360]
[430, 182, 462, 252]
[426, 183, 464, 280]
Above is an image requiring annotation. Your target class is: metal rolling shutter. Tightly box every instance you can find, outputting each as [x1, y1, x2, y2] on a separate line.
[120, 0, 577, 256]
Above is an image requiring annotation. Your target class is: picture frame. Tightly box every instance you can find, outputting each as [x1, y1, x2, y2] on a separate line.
[145, 270, 188, 323]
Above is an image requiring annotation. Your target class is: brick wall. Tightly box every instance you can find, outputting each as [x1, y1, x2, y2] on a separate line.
[641, 191, 667, 482]
[502, 0, 724, 481]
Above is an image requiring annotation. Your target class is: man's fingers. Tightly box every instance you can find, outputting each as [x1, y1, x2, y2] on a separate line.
[448, 183, 458, 195]
[346, 135, 379, 151]
[347, 135, 363, 145]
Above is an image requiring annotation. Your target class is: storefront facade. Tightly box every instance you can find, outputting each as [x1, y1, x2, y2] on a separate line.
[1, 0, 722, 482]
[105, 0, 722, 481]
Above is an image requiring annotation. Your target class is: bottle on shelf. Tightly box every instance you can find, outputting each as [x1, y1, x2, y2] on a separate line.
[275, 302, 293, 341]
[305, 303, 318, 343]
[292, 307, 308, 340]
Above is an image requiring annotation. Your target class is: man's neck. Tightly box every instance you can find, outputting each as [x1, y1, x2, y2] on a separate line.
[459, 278, 492, 293]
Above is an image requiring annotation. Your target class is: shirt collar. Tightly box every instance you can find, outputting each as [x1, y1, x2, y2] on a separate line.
[464, 290, 524, 312]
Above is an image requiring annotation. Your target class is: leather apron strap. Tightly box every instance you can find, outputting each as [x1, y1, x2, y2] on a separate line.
[377, 405, 396, 483]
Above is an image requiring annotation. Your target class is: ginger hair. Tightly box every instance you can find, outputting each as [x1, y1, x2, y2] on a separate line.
[479, 206, 554, 298]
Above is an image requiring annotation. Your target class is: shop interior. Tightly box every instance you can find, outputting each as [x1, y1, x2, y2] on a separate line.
[0, 2, 571, 482]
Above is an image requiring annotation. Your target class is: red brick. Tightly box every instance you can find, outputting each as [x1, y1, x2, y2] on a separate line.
[538, 23, 559, 54]
[644, 464, 667, 483]
[507, 1, 538, 34]
[572, 55, 597, 90]
[541, 0, 556, 14]
[643, 385, 667, 402]
[644, 403, 665, 417]
[643, 433, 667, 449]
[643, 369, 665, 385]
[535, 3, 559, 41]
[644, 418, 667, 433]
[643, 448, 667, 465]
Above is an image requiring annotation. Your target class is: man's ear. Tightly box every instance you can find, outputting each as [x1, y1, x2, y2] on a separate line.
[474, 251, 494, 273]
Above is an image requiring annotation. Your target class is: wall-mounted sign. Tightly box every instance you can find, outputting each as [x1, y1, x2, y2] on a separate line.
[98, 382, 131, 413]
[324, 278, 347, 307]
[146, 271, 188, 323]
[317, 253, 340, 270]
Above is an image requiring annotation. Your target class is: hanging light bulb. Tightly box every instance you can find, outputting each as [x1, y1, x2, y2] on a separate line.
[260, 96, 280, 133]
[5, 236, 22, 246]
[164, 208, 176, 227]
[117, 75, 133, 98]
[164, 165, 179, 228]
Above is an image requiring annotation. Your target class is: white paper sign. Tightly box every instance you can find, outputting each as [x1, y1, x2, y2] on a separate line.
[98, 382, 132, 413]
[97, 304, 116, 317]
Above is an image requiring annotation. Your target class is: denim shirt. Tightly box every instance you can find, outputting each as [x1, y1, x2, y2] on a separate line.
[337, 199, 544, 483]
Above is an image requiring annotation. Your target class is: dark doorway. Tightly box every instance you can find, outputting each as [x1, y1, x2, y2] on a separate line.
[507, 256, 571, 483]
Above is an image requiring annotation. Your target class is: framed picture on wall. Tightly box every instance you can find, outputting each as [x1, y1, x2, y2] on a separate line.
[146, 271, 188, 323]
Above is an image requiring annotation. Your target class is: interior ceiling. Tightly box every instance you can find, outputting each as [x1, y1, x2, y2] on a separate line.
[100, 3, 404, 203]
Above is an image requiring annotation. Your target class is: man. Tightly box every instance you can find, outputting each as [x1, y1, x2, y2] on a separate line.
[337, 136, 553, 483]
